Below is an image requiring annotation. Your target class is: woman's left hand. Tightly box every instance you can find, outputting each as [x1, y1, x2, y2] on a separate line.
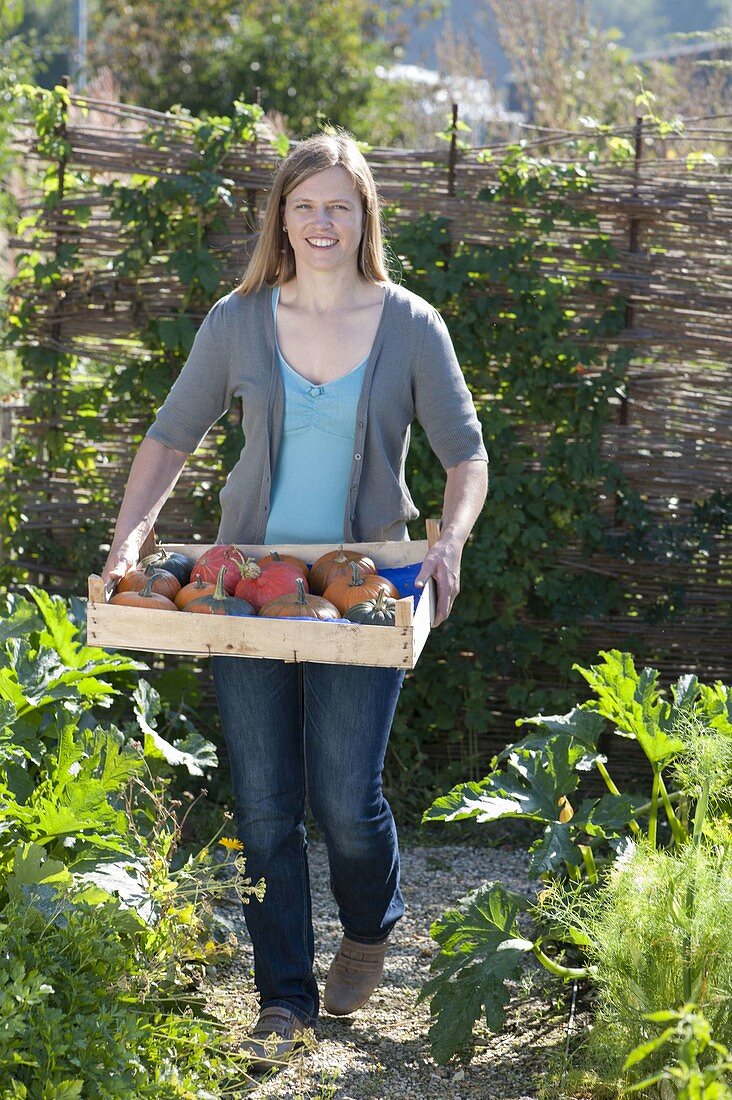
[414, 535, 463, 627]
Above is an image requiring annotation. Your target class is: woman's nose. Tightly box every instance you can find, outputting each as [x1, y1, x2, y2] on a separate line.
[313, 207, 333, 227]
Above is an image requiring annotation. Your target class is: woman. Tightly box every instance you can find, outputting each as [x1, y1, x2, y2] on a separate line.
[102, 132, 488, 1071]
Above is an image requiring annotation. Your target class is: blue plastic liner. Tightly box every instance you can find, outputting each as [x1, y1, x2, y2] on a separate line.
[377, 561, 423, 599]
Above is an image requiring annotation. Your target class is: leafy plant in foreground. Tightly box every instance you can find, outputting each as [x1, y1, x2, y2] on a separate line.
[624, 1005, 732, 1099]
[420, 649, 732, 1086]
[0, 588, 259, 1095]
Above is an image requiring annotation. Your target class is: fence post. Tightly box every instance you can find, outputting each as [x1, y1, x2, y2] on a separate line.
[39, 75, 71, 586]
[615, 115, 644, 526]
[447, 102, 459, 198]
[243, 85, 261, 234]
[621, 115, 644, 428]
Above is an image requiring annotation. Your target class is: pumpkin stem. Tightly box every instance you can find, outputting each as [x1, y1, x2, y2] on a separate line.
[348, 560, 365, 587]
[374, 588, 388, 611]
[334, 546, 348, 564]
[239, 556, 261, 580]
[140, 573, 160, 598]
[213, 565, 229, 601]
[139, 549, 167, 573]
[295, 577, 308, 607]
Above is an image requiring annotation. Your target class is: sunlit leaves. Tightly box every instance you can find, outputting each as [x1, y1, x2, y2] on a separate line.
[419, 882, 532, 1063]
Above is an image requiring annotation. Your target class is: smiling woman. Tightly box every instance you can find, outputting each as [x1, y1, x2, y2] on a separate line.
[102, 130, 488, 1074]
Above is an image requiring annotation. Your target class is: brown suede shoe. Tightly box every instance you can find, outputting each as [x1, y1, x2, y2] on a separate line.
[323, 935, 389, 1016]
[241, 1006, 308, 1074]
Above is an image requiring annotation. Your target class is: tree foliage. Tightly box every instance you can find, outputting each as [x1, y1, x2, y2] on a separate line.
[88, 0, 412, 141]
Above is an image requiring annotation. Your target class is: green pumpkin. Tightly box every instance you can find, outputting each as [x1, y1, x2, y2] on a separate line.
[344, 588, 397, 626]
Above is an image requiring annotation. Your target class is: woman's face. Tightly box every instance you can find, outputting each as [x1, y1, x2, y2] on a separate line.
[282, 165, 364, 277]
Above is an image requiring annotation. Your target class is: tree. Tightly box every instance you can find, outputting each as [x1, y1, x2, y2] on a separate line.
[88, 0, 415, 142]
[487, 0, 637, 129]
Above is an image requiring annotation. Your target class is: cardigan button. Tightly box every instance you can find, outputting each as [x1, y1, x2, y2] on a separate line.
[354, 453, 362, 461]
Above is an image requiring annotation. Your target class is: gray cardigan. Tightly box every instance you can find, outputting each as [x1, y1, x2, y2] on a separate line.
[146, 282, 488, 544]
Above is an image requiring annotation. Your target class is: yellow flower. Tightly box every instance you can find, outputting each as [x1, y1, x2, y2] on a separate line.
[219, 836, 244, 851]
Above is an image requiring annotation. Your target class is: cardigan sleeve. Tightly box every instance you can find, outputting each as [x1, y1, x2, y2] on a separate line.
[145, 295, 236, 454]
[413, 307, 488, 469]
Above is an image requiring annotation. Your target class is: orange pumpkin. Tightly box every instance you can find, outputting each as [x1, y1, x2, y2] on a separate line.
[308, 547, 376, 595]
[258, 578, 340, 621]
[323, 561, 399, 615]
[174, 574, 217, 610]
[109, 574, 178, 611]
[116, 567, 181, 602]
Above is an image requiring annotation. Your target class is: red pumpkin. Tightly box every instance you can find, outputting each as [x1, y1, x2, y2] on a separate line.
[308, 547, 376, 595]
[256, 550, 309, 582]
[116, 567, 181, 602]
[191, 544, 247, 595]
[184, 566, 254, 616]
[233, 558, 306, 612]
[258, 578, 340, 621]
[109, 574, 178, 612]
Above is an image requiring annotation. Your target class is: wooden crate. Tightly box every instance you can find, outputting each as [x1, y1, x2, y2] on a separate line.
[86, 522, 438, 669]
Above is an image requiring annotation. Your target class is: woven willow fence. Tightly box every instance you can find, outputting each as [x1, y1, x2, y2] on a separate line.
[4, 95, 732, 782]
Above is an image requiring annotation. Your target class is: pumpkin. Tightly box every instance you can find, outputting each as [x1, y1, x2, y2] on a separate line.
[138, 547, 195, 586]
[233, 557, 306, 612]
[191, 544, 247, 595]
[174, 574, 217, 610]
[258, 578, 340, 621]
[109, 574, 178, 612]
[116, 567, 181, 602]
[256, 550, 309, 582]
[308, 546, 376, 595]
[184, 566, 254, 616]
[344, 587, 398, 627]
[323, 561, 399, 615]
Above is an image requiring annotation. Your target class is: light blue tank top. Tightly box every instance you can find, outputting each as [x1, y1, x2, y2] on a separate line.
[264, 288, 367, 544]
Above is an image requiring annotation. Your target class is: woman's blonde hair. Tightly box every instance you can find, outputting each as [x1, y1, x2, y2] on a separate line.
[235, 132, 389, 295]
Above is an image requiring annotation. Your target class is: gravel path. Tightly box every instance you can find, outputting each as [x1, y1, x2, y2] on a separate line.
[205, 841, 569, 1100]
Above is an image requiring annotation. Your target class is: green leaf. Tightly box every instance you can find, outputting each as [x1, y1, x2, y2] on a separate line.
[133, 680, 217, 775]
[573, 650, 683, 765]
[425, 740, 581, 827]
[697, 683, 732, 734]
[420, 883, 533, 1063]
[528, 821, 582, 877]
[623, 1026, 677, 1070]
[25, 587, 85, 667]
[73, 857, 153, 921]
[572, 792, 644, 837]
[0, 594, 42, 643]
[516, 707, 606, 751]
[5, 841, 71, 902]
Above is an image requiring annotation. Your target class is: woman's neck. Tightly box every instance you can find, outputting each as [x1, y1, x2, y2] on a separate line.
[280, 271, 381, 315]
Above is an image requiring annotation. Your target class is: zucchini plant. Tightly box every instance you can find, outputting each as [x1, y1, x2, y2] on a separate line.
[420, 649, 732, 1092]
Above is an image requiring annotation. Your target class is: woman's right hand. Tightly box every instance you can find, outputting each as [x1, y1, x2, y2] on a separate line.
[101, 540, 140, 596]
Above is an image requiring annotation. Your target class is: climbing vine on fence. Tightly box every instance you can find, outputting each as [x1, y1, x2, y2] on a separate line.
[1, 88, 276, 584]
[385, 151, 638, 809]
[3, 91, 730, 819]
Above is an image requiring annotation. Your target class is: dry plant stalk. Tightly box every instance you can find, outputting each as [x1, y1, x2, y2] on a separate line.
[485, 0, 633, 128]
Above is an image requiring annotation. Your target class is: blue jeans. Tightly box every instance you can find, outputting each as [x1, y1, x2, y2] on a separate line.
[211, 656, 406, 1024]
